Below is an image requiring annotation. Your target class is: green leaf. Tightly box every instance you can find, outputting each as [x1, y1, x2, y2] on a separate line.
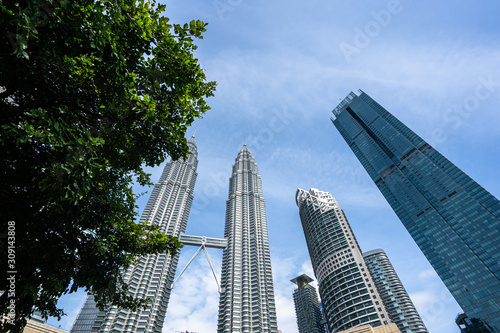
[0, 0, 215, 330]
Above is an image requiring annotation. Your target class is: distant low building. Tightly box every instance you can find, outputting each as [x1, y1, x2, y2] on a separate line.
[336, 323, 400, 333]
[23, 319, 67, 333]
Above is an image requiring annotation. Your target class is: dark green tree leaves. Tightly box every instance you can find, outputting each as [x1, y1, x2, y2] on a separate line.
[0, 0, 215, 331]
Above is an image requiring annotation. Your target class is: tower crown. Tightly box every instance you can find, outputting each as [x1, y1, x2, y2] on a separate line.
[290, 274, 314, 290]
[237, 143, 253, 157]
[296, 188, 338, 212]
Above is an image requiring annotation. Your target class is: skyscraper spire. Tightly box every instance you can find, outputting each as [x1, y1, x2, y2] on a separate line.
[217, 145, 278, 332]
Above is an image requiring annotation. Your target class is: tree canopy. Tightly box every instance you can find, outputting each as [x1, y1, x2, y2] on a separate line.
[0, 0, 216, 331]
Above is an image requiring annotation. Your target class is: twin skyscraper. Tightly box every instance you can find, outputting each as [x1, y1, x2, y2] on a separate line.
[71, 139, 278, 333]
[217, 144, 278, 332]
[71, 90, 500, 333]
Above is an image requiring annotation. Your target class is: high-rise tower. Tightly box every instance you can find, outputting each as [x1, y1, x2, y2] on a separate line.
[70, 136, 199, 333]
[331, 90, 500, 331]
[291, 274, 327, 333]
[363, 249, 428, 333]
[296, 188, 391, 332]
[217, 144, 278, 333]
[70, 295, 100, 333]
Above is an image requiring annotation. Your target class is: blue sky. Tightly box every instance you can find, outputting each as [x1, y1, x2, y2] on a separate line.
[48, 0, 500, 332]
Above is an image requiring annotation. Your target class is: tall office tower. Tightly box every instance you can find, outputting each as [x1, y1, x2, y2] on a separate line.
[331, 90, 500, 332]
[296, 188, 391, 332]
[70, 295, 100, 332]
[363, 249, 428, 333]
[70, 136, 199, 333]
[291, 274, 327, 333]
[217, 144, 278, 333]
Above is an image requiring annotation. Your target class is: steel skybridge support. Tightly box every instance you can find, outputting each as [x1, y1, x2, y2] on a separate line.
[171, 234, 228, 293]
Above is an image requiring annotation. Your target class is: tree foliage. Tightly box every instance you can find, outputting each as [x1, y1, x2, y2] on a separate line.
[0, 0, 215, 330]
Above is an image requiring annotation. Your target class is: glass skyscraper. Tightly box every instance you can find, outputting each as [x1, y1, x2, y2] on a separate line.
[217, 144, 278, 333]
[70, 295, 100, 333]
[363, 249, 428, 333]
[331, 90, 500, 332]
[70, 136, 199, 333]
[296, 188, 391, 332]
[291, 274, 327, 333]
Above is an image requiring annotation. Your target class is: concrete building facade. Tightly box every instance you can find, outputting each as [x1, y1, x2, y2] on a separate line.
[296, 188, 391, 332]
[336, 323, 400, 333]
[363, 249, 428, 333]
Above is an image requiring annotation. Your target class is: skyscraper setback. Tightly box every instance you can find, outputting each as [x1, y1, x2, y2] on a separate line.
[331, 90, 500, 331]
[363, 249, 428, 333]
[217, 144, 278, 333]
[70, 136, 199, 333]
[296, 188, 391, 332]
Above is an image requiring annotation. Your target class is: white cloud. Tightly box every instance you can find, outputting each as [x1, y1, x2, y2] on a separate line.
[163, 248, 222, 333]
[410, 287, 461, 333]
[418, 268, 438, 280]
[299, 261, 315, 279]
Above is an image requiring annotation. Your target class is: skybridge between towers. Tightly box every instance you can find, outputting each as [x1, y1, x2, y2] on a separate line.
[171, 234, 228, 293]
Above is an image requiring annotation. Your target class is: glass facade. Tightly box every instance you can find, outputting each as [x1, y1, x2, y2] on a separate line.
[70, 295, 100, 333]
[71, 136, 199, 333]
[332, 91, 500, 332]
[291, 274, 327, 333]
[217, 144, 278, 333]
[363, 249, 428, 333]
[296, 188, 391, 332]
[456, 313, 493, 332]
